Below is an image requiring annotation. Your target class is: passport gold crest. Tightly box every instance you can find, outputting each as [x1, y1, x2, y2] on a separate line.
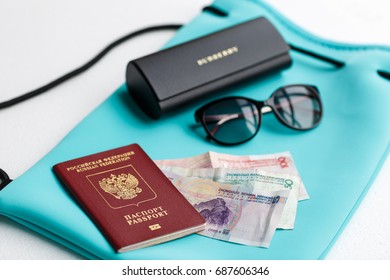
[99, 173, 142, 200]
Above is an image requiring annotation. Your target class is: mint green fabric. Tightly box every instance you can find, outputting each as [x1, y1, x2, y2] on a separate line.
[1, 0, 389, 259]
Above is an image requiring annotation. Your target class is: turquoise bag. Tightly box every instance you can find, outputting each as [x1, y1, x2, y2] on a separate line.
[0, 0, 389, 259]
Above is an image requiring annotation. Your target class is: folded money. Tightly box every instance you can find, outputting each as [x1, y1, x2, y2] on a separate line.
[155, 151, 309, 200]
[162, 169, 290, 248]
[160, 166, 301, 230]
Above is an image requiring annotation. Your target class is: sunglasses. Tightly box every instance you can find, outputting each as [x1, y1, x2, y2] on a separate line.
[195, 84, 323, 145]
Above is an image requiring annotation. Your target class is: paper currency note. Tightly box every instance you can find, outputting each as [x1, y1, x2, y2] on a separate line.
[155, 152, 212, 168]
[155, 151, 309, 200]
[161, 167, 301, 230]
[163, 169, 289, 248]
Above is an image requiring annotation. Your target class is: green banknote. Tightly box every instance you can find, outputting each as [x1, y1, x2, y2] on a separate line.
[155, 151, 308, 200]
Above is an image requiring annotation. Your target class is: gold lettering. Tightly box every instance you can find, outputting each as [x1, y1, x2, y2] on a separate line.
[123, 206, 168, 226]
[149, 224, 161, 231]
[197, 46, 239, 66]
[66, 151, 135, 173]
[124, 214, 131, 221]
[157, 211, 167, 217]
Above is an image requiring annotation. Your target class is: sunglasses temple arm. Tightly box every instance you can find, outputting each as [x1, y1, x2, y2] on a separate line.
[274, 93, 322, 115]
[279, 89, 303, 128]
[204, 112, 258, 137]
[273, 93, 322, 128]
[288, 43, 345, 68]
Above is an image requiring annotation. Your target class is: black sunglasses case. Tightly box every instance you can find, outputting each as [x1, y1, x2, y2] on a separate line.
[126, 17, 291, 119]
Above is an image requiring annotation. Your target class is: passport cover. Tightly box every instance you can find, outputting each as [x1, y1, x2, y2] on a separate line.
[53, 143, 205, 252]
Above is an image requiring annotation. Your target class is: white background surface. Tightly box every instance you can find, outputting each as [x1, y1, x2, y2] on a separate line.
[0, 0, 389, 260]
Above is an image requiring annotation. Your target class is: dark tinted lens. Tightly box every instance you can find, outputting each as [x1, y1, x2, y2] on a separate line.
[202, 98, 260, 145]
[272, 86, 322, 129]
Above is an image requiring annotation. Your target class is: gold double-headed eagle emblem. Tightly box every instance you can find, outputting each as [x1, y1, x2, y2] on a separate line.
[98, 173, 142, 200]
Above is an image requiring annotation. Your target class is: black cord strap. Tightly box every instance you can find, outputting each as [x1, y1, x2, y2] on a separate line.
[0, 168, 12, 190]
[0, 24, 182, 110]
[202, 5, 346, 69]
[378, 70, 390, 81]
[288, 43, 345, 68]
[0, 18, 349, 111]
[202, 6, 228, 17]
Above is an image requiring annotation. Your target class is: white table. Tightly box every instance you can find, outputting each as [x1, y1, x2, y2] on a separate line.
[0, 0, 389, 259]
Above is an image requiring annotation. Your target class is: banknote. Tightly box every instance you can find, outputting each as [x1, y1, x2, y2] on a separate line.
[160, 167, 301, 229]
[155, 152, 212, 168]
[155, 151, 309, 200]
[163, 169, 290, 248]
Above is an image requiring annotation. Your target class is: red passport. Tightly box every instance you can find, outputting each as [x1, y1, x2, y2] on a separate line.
[53, 143, 205, 252]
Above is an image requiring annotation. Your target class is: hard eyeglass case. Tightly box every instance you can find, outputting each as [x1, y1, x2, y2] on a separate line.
[126, 16, 291, 119]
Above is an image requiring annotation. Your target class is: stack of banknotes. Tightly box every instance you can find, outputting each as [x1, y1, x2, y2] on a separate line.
[155, 151, 307, 248]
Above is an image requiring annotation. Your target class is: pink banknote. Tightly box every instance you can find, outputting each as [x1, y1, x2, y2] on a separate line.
[155, 151, 309, 200]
